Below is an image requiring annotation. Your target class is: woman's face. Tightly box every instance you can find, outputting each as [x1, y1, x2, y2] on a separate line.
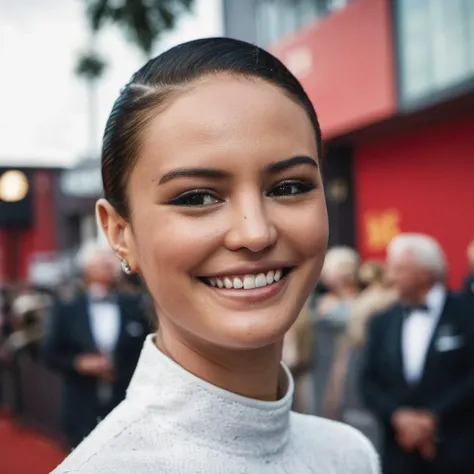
[116, 75, 327, 350]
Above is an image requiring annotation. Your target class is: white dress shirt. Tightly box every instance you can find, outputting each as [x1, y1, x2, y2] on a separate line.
[88, 297, 121, 405]
[402, 284, 446, 383]
[89, 299, 121, 355]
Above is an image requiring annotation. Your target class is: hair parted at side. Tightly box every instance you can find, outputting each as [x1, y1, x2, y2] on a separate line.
[101, 37, 322, 218]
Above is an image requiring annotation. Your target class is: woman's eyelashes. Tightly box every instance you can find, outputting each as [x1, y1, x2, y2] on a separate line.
[168, 189, 222, 207]
[266, 179, 316, 197]
[167, 179, 316, 207]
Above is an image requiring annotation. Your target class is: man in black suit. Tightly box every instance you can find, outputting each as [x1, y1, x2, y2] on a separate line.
[361, 233, 474, 474]
[42, 242, 151, 449]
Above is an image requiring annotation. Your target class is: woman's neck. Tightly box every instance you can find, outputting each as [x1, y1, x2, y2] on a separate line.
[156, 324, 283, 402]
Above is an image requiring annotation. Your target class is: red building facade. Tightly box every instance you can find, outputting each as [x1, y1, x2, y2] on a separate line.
[271, 0, 474, 288]
[0, 168, 61, 283]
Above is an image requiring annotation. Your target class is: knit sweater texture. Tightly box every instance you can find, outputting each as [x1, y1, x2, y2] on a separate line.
[52, 335, 380, 473]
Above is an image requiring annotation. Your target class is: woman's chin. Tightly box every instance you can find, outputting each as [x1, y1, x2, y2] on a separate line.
[205, 311, 294, 351]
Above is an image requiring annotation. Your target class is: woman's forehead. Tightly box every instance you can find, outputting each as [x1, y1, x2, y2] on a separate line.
[135, 75, 317, 171]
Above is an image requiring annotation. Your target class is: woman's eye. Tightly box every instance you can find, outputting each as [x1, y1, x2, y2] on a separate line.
[168, 190, 221, 207]
[268, 180, 315, 197]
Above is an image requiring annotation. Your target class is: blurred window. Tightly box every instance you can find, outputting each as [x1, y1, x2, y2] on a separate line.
[397, 0, 474, 106]
[255, 0, 354, 47]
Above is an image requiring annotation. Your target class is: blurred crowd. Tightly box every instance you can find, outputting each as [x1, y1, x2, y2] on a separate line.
[284, 239, 474, 412]
[283, 235, 474, 472]
[0, 253, 146, 372]
[0, 242, 152, 448]
[1, 235, 474, 470]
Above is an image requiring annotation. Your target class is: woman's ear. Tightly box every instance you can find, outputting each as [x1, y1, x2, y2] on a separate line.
[96, 198, 139, 273]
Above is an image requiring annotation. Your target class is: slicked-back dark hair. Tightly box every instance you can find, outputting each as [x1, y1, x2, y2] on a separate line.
[102, 37, 322, 218]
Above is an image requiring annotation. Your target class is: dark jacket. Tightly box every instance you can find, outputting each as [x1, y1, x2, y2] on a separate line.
[42, 292, 151, 448]
[360, 292, 474, 474]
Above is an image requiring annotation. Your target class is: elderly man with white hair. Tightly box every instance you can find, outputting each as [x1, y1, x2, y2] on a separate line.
[42, 241, 151, 449]
[361, 233, 474, 474]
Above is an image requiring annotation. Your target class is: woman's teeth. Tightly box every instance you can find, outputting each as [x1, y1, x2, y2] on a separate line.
[208, 270, 282, 290]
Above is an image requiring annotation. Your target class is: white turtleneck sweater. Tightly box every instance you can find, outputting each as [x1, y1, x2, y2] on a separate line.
[52, 336, 379, 473]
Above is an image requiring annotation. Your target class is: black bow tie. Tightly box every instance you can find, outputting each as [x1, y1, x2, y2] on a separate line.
[91, 296, 116, 304]
[402, 303, 429, 315]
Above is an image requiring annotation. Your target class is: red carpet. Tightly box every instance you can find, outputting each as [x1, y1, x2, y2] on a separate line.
[0, 416, 66, 474]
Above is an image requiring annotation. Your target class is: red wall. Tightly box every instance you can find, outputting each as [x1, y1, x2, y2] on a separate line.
[271, 0, 396, 139]
[355, 115, 474, 289]
[0, 170, 57, 283]
[0, 230, 6, 283]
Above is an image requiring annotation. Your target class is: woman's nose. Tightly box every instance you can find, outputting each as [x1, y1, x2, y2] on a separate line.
[224, 198, 278, 253]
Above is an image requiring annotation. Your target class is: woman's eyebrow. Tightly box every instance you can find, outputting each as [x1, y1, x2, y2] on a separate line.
[158, 155, 318, 185]
[158, 168, 229, 185]
[265, 155, 318, 174]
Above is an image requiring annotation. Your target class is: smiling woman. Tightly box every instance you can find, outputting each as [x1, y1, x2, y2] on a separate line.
[52, 37, 379, 474]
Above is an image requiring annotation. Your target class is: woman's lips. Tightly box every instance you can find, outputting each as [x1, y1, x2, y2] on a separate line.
[208, 269, 283, 289]
[199, 268, 292, 305]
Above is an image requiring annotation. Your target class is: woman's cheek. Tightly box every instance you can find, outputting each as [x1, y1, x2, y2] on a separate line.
[143, 215, 223, 272]
[279, 203, 328, 257]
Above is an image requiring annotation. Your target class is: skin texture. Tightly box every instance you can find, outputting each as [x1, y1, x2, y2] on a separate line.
[98, 74, 328, 401]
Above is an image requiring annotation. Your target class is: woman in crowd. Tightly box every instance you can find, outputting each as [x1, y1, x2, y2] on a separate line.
[323, 260, 397, 420]
[315, 246, 360, 327]
[311, 246, 359, 416]
[282, 299, 314, 413]
[52, 37, 379, 473]
[346, 260, 398, 349]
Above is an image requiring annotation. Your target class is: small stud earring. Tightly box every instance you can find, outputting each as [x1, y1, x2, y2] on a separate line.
[118, 256, 132, 275]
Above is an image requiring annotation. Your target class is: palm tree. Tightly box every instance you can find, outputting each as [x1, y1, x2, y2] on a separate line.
[75, 0, 194, 157]
[82, 0, 195, 56]
[75, 37, 107, 158]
